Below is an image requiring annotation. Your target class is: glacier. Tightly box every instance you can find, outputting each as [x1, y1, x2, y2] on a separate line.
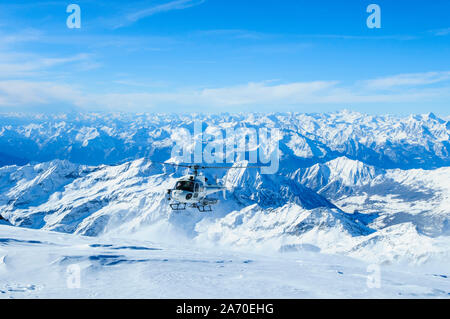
[0, 110, 449, 298]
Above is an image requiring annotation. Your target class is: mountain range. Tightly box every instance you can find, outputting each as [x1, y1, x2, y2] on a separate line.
[0, 111, 449, 266]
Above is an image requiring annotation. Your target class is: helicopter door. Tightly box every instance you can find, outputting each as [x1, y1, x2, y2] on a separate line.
[193, 183, 199, 198]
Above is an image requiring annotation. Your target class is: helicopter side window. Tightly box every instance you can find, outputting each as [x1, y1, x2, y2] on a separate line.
[175, 181, 194, 192]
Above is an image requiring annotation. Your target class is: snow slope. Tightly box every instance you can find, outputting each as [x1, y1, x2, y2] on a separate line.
[0, 111, 448, 295]
[294, 157, 450, 237]
[0, 225, 448, 298]
[0, 157, 448, 266]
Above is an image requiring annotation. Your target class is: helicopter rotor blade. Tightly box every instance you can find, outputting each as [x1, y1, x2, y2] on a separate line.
[195, 165, 267, 169]
[152, 161, 266, 170]
[152, 161, 193, 168]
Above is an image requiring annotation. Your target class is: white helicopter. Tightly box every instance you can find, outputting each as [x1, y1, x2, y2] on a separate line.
[160, 162, 261, 212]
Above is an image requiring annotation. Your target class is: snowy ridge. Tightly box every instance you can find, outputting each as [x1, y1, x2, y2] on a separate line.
[293, 157, 383, 197]
[0, 111, 449, 169]
[0, 155, 448, 265]
[0, 111, 448, 266]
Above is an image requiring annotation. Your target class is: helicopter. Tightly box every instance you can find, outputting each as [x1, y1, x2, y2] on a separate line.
[160, 162, 262, 212]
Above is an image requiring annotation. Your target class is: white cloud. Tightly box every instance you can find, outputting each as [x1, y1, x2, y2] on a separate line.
[114, 0, 206, 29]
[196, 81, 338, 106]
[1, 72, 450, 111]
[0, 80, 81, 107]
[0, 52, 95, 78]
[0, 29, 42, 46]
[363, 71, 450, 90]
[129, 0, 204, 21]
[432, 28, 450, 36]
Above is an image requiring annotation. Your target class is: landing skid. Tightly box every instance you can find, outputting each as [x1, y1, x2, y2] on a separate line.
[169, 202, 186, 210]
[195, 198, 218, 212]
[168, 198, 218, 212]
[194, 204, 213, 212]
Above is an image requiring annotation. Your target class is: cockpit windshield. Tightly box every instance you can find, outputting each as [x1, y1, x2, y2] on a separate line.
[175, 181, 195, 192]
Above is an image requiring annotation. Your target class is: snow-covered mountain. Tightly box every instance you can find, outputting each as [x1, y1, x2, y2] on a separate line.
[292, 157, 383, 197]
[0, 159, 340, 237]
[294, 157, 450, 237]
[0, 111, 449, 169]
[0, 111, 449, 267]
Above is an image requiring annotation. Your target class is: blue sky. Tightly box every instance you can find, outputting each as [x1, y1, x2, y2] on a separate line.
[0, 0, 449, 115]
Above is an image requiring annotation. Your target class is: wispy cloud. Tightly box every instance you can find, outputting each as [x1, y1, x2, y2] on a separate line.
[0, 80, 81, 107]
[430, 27, 450, 36]
[2, 71, 450, 112]
[0, 52, 96, 78]
[297, 34, 419, 41]
[114, 0, 206, 29]
[191, 29, 267, 40]
[362, 71, 450, 90]
[0, 29, 43, 46]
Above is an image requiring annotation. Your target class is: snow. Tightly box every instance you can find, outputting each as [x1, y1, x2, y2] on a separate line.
[0, 154, 447, 267]
[0, 111, 448, 298]
[0, 111, 449, 168]
[0, 225, 448, 298]
[75, 127, 100, 147]
[285, 134, 314, 158]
